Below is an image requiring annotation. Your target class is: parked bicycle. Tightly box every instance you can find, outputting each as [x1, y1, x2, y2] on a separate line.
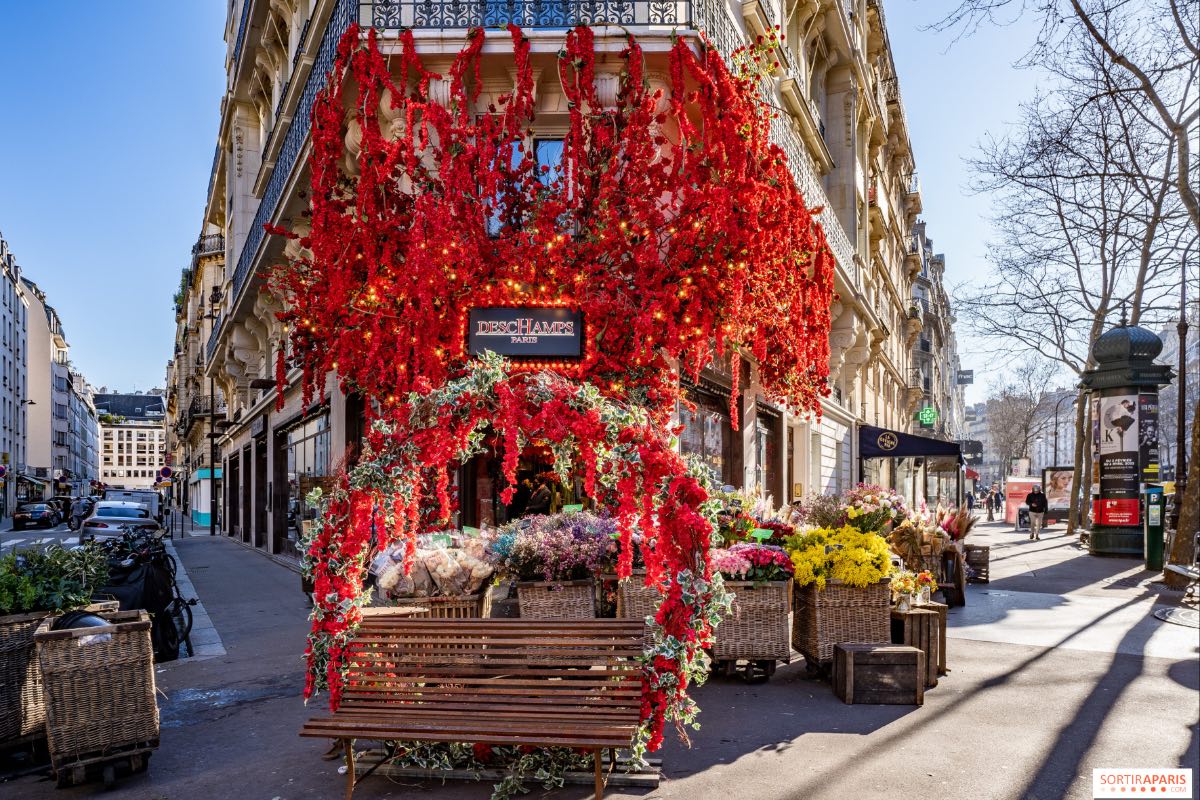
[93, 526, 198, 661]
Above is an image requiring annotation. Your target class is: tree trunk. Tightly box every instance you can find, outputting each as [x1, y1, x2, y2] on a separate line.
[1067, 392, 1087, 537]
[1163, 395, 1200, 588]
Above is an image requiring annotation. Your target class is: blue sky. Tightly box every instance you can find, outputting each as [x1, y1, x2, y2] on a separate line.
[0, 2, 1042, 402]
[0, 2, 226, 393]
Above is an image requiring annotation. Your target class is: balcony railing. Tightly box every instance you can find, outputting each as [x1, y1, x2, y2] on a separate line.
[229, 0, 355, 315]
[362, 0, 691, 28]
[193, 233, 225, 259]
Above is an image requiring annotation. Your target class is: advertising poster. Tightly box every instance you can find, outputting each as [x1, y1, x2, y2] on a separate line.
[1090, 396, 1101, 496]
[1097, 394, 1140, 526]
[1004, 477, 1038, 525]
[1138, 393, 1160, 482]
[1043, 468, 1074, 513]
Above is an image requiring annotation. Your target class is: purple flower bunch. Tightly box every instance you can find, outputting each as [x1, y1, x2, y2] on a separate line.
[503, 512, 618, 582]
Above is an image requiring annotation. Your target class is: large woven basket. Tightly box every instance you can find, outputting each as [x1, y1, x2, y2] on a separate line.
[0, 610, 51, 744]
[615, 573, 660, 622]
[792, 580, 891, 666]
[713, 580, 793, 661]
[517, 580, 596, 619]
[35, 610, 159, 771]
[0, 601, 121, 745]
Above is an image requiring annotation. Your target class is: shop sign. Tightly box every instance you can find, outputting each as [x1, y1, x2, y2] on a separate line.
[468, 307, 582, 359]
[918, 406, 938, 426]
[956, 370, 974, 385]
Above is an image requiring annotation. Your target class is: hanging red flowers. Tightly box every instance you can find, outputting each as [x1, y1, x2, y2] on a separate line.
[269, 24, 835, 425]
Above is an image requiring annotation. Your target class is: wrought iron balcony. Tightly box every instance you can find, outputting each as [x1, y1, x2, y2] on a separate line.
[361, 0, 691, 28]
[192, 233, 225, 259]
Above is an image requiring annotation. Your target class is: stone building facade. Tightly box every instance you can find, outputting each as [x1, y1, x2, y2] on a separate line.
[909, 220, 966, 444]
[95, 392, 167, 490]
[164, 232, 228, 526]
[0, 233, 29, 513]
[191, 0, 931, 560]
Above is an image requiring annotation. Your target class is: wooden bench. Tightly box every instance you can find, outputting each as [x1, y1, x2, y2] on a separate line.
[301, 618, 645, 800]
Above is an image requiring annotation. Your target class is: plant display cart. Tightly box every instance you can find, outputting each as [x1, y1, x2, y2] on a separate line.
[34, 610, 159, 789]
[711, 579, 793, 682]
[793, 580, 892, 675]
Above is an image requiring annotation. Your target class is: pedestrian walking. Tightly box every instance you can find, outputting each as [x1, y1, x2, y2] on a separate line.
[1026, 485, 1048, 540]
[986, 490, 995, 521]
[965, 492, 975, 511]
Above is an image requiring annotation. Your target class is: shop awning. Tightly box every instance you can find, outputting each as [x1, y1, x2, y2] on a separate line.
[859, 425, 964, 464]
[966, 468, 980, 480]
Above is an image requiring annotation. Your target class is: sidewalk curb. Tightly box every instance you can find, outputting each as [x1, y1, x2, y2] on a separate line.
[162, 539, 227, 663]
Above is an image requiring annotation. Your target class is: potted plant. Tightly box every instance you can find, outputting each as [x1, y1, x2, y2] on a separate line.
[495, 513, 616, 619]
[784, 524, 894, 671]
[0, 545, 108, 744]
[709, 543, 794, 680]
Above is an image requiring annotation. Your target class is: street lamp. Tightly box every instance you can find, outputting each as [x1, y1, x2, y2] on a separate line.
[201, 285, 223, 537]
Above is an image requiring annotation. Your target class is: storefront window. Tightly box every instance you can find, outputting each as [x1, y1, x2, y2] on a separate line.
[283, 415, 331, 557]
[680, 391, 733, 485]
[755, 411, 781, 502]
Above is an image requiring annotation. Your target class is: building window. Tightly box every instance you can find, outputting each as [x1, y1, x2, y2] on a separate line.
[679, 389, 733, 486]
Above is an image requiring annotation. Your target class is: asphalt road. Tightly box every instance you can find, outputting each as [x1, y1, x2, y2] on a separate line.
[1, 521, 79, 554]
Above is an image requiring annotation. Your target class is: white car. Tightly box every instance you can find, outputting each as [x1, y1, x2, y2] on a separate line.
[79, 501, 160, 544]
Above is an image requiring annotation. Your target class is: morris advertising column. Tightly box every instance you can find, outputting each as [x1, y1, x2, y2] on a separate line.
[1081, 321, 1173, 556]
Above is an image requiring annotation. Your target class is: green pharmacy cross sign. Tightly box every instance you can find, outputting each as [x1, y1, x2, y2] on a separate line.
[918, 406, 938, 426]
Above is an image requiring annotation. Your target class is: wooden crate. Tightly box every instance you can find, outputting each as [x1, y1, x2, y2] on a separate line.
[963, 544, 990, 583]
[891, 608, 940, 688]
[833, 643, 924, 705]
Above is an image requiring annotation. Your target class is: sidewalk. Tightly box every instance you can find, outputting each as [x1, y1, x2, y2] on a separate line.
[7, 527, 1196, 800]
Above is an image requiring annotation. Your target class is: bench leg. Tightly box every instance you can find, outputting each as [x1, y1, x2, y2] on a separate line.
[594, 748, 603, 799]
[343, 739, 356, 800]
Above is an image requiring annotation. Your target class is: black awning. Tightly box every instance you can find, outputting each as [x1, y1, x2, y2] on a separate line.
[860, 425, 964, 463]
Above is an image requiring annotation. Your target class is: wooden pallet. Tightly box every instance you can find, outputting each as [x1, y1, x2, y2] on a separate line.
[357, 749, 662, 789]
[964, 545, 990, 583]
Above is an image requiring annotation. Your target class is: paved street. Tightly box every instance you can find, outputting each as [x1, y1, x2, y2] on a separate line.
[3, 519, 1195, 800]
[1, 521, 78, 555]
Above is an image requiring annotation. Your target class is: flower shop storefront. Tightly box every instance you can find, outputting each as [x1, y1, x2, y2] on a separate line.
[261, 22, 893, 798]
[859, 424, 965, 509]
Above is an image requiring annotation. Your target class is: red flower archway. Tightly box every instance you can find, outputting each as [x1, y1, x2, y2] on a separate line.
[303, 356, 727, 755]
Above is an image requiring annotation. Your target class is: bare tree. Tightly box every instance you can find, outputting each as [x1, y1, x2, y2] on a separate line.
[953, 20, 1196, 536]
[934, 0, 1200, 235]
[983, 359, 1061, 475]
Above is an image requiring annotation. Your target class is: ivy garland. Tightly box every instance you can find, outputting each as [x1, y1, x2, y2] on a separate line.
[302, 354, 730, 760]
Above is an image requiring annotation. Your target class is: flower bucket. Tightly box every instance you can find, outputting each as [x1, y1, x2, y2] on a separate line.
[712, 580, 792, 662]
[516, 580, 596, 619]
[792, 579, 891, 667]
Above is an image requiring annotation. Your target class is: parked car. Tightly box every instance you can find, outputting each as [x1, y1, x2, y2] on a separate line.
[79, 501, 159, 544]
[103, 489, 163, 524]
[13, 502, 62, 530]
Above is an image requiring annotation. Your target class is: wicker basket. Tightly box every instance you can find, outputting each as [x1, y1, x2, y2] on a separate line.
[34, 610, 159, 773]
[713, 580, 792, 662]
[792, 580, 891, 666]
[516, 580, 596, 619]
[0, 601, 121, 745]
[615, 573, 660, 622]
[405, 592, 493, 619]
